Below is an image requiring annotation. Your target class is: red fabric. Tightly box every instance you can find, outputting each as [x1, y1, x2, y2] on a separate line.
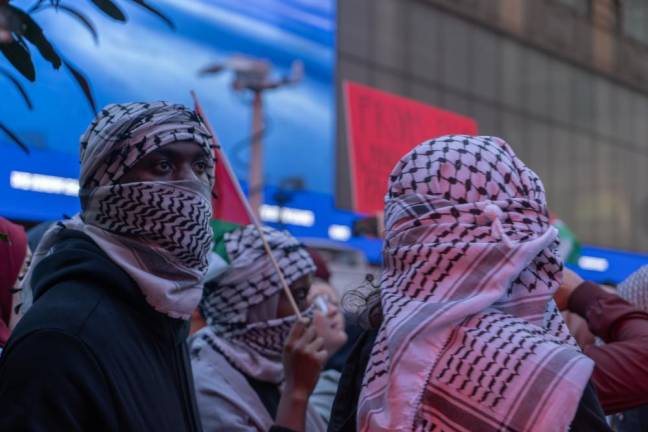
[344, 81, 478, 213]
[0, 218, 27, 346]
[569, 281, 648, 414]
[192, 95, 251, 226]
[212, 148, 251, 225]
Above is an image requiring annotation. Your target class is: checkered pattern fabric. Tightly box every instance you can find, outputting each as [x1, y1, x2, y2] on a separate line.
[79, 101, 214, 189]
[198, 225, 315, 383]
[358, 135, 594, 432]
[21, 102, 215, 320]
[618, 265, 648, 312]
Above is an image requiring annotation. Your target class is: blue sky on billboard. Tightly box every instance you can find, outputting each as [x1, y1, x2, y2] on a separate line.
[1, 0, 335, 193]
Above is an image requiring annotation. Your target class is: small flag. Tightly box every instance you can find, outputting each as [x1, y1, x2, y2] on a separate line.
[193, 94, 252, 278]
[192, 91, 303, 318]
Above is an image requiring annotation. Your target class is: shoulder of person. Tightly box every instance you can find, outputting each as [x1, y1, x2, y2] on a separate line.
[190, 329, 275, 431]
[0, 330, 115, 430]
[190, 329, 241, 389]
[1, 329, 100, 372]
[17, 230, 138, 346]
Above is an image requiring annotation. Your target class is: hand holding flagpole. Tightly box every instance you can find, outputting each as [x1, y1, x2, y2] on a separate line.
[191, 90, 303, 320]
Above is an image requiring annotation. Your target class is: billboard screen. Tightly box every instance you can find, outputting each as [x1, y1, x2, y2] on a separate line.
[0, 0, 335, 221]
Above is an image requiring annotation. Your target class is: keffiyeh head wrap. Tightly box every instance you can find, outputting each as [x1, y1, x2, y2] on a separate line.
[197, 224, 315, 383]
[618, 265, 648, 312]
[358, 135, 593, 432]
[21, 102, 215, 319]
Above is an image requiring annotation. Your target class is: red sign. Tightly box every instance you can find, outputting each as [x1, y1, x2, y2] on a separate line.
[344, 81, 478, 214]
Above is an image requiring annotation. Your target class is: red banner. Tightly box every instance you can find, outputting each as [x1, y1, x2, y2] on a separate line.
[344, 81, 478, 214]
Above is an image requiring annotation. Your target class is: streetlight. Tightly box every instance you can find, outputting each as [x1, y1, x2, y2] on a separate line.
[199, 55, 303, 216]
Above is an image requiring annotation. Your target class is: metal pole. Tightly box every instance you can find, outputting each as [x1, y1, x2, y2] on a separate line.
[248, 90, 264, 217]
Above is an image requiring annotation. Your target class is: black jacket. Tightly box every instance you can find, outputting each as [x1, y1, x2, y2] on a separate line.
[328, 329, 611, 432]
[0, 230, 203, 431]
[613, 405, 648, 432]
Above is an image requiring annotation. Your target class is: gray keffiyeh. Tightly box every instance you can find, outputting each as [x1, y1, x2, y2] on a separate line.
[618, 265, 648, 312]
[358, 135, 593, 432]
[197, 224, 316, 383]
[21, 101, 215, 319]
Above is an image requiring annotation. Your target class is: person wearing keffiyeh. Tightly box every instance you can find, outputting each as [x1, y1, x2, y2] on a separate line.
[0, 102, 215, 431]
[190, 224, 346, 432]
[554, 266, 648, 430]
[328, 135, 610, 432]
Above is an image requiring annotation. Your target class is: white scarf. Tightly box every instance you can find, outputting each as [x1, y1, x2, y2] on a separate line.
[358, 135, 594, 431]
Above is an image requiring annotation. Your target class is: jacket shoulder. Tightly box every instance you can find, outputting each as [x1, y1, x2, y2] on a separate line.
[13, 230, 135, 343]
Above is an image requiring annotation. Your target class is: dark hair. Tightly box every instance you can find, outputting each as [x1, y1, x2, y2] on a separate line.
[341, 274, 383, 329]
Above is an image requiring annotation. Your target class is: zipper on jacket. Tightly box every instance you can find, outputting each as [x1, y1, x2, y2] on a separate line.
[172, 331, 202, 431]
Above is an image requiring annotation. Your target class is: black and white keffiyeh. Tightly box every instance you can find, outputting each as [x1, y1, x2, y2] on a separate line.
[22, 102, 215, 319]
[198, 224, 315, 383]
[358, 135, 593, 431]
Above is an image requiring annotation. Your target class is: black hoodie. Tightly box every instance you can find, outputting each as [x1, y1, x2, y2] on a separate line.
[0, 229, 203, 431]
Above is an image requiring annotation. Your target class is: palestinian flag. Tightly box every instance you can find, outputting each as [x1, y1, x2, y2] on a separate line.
[193, 94, 252, 280]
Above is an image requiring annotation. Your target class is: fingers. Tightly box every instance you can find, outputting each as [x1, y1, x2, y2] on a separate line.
[288, 319, 306, 340]
[284, 320, 307, 354]
[294, 322, 318, 348]
[312, 348, 328, 365]
[305, 336, 328, 366]
[306, 335, 325, 352]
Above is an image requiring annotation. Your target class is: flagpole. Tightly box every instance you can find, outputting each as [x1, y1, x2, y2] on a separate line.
[191, 91, 303, 320]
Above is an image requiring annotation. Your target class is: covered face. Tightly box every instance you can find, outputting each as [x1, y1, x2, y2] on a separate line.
[78, 102, 216, 274]
[201, 224, 315, 328]
[358, 135, 592, 432]
[20, 102, 216, 320]
[198, 224, 315, 382]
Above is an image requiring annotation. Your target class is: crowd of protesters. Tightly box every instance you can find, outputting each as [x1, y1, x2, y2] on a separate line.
[0, 101, 646, 431]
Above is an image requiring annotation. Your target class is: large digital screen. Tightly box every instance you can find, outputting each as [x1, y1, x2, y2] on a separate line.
[0, 0, 335, 221]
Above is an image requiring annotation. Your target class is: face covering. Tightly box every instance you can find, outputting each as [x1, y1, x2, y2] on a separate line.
[198, 224, 315, 383]
[20, 102, 215, 319]
[358, 135, 593, 432]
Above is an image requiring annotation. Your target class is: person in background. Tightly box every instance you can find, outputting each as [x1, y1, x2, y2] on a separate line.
[329, 135, 609, 432]
[555, 267, 648, 430]
[0, 217, 29, 354]
[190, 225, 347, 432]
[9, 221, 55, 330]
[0, 102, 215, 431]
[305, 271, 348, 425]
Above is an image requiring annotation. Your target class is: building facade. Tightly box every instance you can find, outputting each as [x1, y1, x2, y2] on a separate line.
[336, 0, 648, 252]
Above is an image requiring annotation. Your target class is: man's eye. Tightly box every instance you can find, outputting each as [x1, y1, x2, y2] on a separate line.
[154, 161, 172, 173]
[193, 160, 208, 173]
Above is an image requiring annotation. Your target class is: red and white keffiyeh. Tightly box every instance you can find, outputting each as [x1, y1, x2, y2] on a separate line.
[358, 135, 593, 431]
